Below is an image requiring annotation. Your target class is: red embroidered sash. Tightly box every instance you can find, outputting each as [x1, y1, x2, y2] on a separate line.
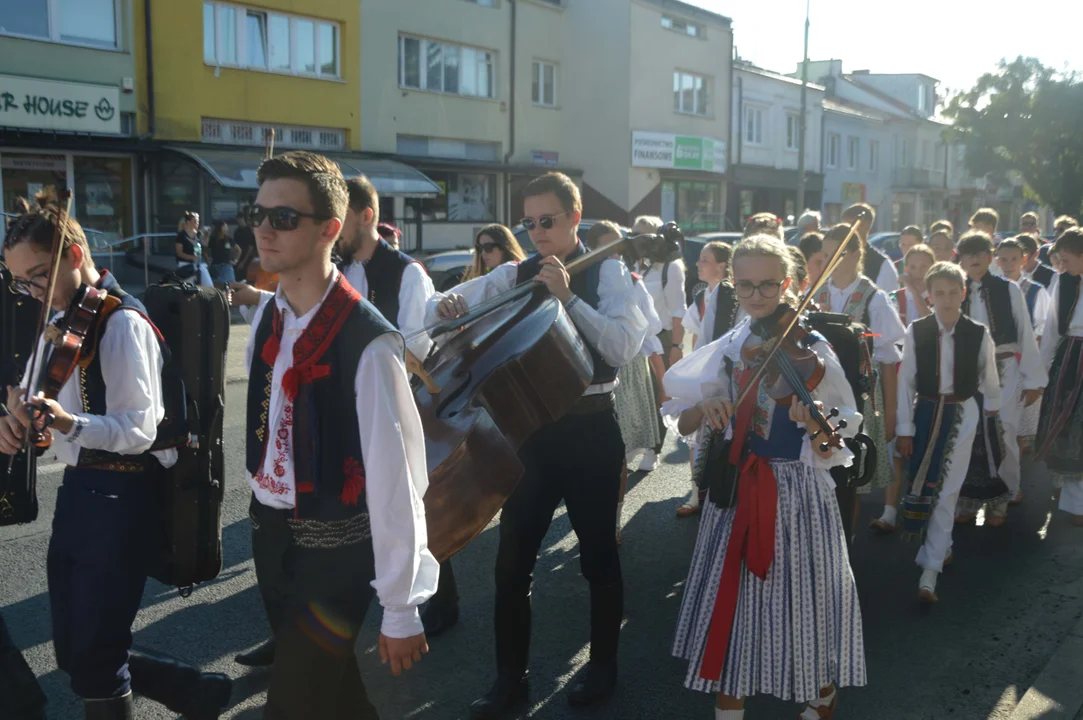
[699, 368, 779, 681]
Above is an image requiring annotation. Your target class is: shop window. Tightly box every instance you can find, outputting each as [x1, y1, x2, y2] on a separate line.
[676, 181, 721, 232]
[405, 171, 497, 223]
[0, 0, 117, 49]
[155, 158, 203, 234]
[73, 156, 132, 246]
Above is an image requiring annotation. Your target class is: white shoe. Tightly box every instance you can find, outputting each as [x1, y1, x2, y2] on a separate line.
[638, 450, 658, 472]
[625, 450, 639, 468]
[919, 569, 939, 604]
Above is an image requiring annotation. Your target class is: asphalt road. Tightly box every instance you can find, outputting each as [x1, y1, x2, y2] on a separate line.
[2, 382, 1082, 720]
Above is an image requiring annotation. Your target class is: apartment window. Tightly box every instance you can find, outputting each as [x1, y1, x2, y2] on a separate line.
[399, 36, 495, 99]
[0, 0, 118, 49]
[917, 84, 927, 113]
[744, 106, 764, 145]
[203, 3, 341, 79]
[921, 140, 932, 169]
[532, 61, 557, 107]
[868, 140, 879, 172]
[826, 133, 840, 168]
[847, 137, 859, 170]
[674, 71, 708, 116]
[405, 170, 497, 223]
[898, 138, 909, 167]
[661, 14, 705, 38]
[785, 114, 799, 151]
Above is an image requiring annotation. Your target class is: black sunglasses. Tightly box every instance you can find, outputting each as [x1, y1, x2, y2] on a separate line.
[246, 204, 329, 231]
[477, 242, 502, 253]
[520, 212, 569, 231]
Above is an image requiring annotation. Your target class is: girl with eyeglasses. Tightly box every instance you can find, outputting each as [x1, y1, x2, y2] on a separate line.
[664, 235, 866, 720]
[462, 224, 526, 282]
[812, 224, 906, 535]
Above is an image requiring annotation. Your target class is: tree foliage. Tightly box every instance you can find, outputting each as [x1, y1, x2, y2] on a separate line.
[944, 57, 1083, 217]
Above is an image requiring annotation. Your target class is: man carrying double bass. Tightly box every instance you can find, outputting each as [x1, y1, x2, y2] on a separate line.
[427, 172, 648, 718]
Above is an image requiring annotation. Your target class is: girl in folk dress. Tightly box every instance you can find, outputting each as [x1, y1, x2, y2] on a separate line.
[665, 236, 866, 720]
[815, 224, 906, 533]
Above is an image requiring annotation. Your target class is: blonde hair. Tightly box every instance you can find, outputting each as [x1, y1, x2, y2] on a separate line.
[925, 261, 966, 291]
[632, 215, 663, 233]
[904, 243, 936, 266]
[733, 234, 798, 305]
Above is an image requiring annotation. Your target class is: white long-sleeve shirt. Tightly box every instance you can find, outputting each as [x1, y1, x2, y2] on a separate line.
[640, 259, 687, 332]
[1040, 273, 1083, 369]
[965, 275, 1047, 391]
[872, 250, 900, 293]
[1014, 277, 1051, 336]
[822, 277, 905, 364]
[633, 279, 664, 358]
[896, 317, 1002, 437]
[424, 259, 648, 393]
[22, 307, 176, 469]
[245, 274, 438, 639]
[342, 260, 435, 359]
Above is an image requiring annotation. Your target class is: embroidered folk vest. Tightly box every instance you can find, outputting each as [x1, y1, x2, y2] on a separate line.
[912, 314, 985, 400]
[516, 243, 618, 385]
[362, 239, 423, 329]
[963, 274, 1017, 346]
[1057, 272, 1081, 337]
[246, 275, 398, 521]
[815, 276, 875, 329]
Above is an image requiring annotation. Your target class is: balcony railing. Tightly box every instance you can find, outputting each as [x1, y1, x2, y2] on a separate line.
[892, 167, 944, 189]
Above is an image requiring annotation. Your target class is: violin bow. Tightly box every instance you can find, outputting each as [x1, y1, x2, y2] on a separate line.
[732, 213, 866, 410]
[7, 190, 73, 474]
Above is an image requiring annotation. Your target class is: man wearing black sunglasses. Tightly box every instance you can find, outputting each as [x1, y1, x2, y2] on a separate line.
[240, 151, 437, 718]
[428, 172, 648, 718]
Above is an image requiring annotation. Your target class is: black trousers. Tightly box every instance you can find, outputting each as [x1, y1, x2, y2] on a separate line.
[250, 497, 379, 720]
[47, 468, 157, 699]
[428, 559, 459, 612]
[0, 611, 46, 719]
[493, 408, 625, 675]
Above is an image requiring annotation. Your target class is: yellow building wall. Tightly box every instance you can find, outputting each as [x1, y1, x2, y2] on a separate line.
[138, 0, 360, 148]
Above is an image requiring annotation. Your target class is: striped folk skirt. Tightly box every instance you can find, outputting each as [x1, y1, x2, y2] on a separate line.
[1037, 337, 1083, 493]
[615, 356, 661, 453]
[673, 460, 866, 702]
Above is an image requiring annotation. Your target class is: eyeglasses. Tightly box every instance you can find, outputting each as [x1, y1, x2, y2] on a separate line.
[478, 242, 502, 253]
[246, 204, 329, 231]
[735, 280, 783, 299]
[519, 212, 569, 231]
[9, 271, 49, 296]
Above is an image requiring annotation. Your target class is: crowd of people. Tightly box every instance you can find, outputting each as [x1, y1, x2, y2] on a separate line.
[2, 147, 1081, 720]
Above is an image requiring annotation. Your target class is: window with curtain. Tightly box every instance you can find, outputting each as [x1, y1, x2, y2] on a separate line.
[399, 35, 496, 99]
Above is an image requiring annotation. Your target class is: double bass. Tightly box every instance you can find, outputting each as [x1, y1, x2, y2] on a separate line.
[414, 225, 682, 562]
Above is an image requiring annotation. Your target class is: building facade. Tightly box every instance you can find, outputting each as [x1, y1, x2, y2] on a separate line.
[820, 99, 893, 227]
[728, 61, 824, 229]
[0, 0, 142, 246]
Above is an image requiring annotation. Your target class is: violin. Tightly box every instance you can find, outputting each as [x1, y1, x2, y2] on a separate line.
[412, 225, 683, 561]
[742, 306, 846, 452]
[7, 190, 111, 469]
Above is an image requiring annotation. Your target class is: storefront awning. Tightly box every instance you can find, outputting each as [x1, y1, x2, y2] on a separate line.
[165, 146, 442, 197]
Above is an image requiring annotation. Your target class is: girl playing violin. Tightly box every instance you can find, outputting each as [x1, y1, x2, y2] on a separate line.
[664, 235, 866, 720]
[0, 191, 230, 718]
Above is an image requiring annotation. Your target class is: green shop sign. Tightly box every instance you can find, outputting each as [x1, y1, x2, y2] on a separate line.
[632, 131, 726, 174]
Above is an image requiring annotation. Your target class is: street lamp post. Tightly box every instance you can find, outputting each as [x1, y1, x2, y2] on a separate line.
[796, 0, 811, 215]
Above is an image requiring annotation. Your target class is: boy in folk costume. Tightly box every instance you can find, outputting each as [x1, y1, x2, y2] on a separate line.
[955, 231, 1047, 523]
[929, 230, 957, 265]
[996, 236, 1052, 455]
[815, 224, 906, 532]
[242, 152, 437, 718]
[1036, 228, 1083, 526]
[665, 235, 865, 720]
[896, 263, 1001, 603]
[894, 225, 925, 276]
[842, 203, 899, 292]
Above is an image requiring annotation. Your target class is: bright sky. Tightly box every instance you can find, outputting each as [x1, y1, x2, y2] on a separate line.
[687, 0, 1083, 95]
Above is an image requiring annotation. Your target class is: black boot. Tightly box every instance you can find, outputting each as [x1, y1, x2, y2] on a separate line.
[422, 560, 461, 637]
[567, 661, 617, 706]
[234, 637, 275, 667]
[588, 579, 623, 666]
[84, 693, 134, 720]
[128, 647, 232, 720]
[469, 674, 529, 720]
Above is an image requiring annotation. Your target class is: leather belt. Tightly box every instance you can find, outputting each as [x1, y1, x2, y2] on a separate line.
[566, 392, 616, 415]
[80, 459, 154, 473]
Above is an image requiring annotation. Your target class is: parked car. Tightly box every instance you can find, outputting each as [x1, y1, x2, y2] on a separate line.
[418, 220, 625, 293]
[870, 232, 903, 261]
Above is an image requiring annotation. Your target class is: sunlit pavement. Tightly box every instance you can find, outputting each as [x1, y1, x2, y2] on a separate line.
[3, 380, 1081, 719]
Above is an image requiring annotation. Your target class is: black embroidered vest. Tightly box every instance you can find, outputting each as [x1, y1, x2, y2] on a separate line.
[711, 283, 740, 345]
[913, 314, 985, 400]
[516, 243, 618, 385]
[76, 272, 171, 468]
[1057, 272, 1081, 337]
[362, 239, 422, 329]
[246, 276, 398, 521]
[1031, 263, 1055, 289]
[864, 245, 888, 284]
[963, 273, 1017, 346]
